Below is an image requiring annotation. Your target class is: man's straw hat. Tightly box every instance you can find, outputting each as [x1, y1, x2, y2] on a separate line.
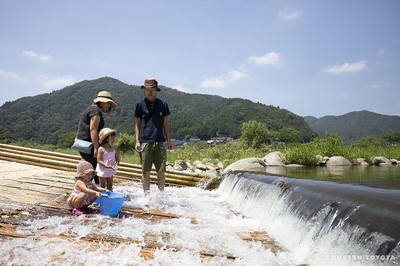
[141, 78, 160, 91]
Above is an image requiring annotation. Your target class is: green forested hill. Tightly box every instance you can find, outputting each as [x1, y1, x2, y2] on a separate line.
[304, 111, 400, 143]
[0, 77, 315, 145]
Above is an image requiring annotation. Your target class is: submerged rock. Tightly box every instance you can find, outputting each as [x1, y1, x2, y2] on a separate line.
[197, 175, 223, 190]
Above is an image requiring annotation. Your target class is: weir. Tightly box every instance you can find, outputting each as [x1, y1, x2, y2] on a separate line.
[218, 171, 400, 264]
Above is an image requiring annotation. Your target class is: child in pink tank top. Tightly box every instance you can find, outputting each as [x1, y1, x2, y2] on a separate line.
[96, 128, 120, 191]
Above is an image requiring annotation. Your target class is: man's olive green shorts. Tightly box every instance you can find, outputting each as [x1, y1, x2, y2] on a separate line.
[140, 142, 167, 172]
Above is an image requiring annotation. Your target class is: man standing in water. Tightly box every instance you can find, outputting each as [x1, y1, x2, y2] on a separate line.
[134, 78, 172, 194]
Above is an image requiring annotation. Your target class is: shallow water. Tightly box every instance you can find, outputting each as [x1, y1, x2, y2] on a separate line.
[0, 184, 296, 266]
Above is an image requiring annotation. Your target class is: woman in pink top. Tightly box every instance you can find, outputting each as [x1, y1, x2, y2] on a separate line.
[96, 128, 120, 191]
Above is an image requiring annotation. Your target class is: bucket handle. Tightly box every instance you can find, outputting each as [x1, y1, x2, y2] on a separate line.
[100, 192, 110, 198]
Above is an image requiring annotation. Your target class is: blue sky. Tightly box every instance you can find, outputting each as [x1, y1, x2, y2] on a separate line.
[1, 0, 399, 118]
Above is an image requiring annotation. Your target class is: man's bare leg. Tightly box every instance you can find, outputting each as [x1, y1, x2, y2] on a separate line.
[157, 171, 165, 191]
[142, 171, 151, 195]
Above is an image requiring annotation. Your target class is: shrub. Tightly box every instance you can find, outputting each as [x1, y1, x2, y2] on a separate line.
[58, 131, 76, 148]
[352, 136, 386, 148]
[284, 144, 319, 166]
[115, 133, 135, 153]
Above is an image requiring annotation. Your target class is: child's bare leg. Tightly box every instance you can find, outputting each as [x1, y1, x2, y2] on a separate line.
[99, 176, 106, 188]
[71, 193, 86, 209]
[88, 194, 97, 205]
[106, 177, 113, 191]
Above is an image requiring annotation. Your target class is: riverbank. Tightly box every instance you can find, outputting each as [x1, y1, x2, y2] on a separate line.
[6, 137, 400, 168]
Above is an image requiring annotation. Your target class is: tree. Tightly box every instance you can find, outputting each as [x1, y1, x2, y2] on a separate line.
[0, 127, 15, 142]
[58, 132, 76, 148]
[352, 136, 385, 148]
[279, 127, 301, 143]
[381, 131, 400, 144]
[240, 120, 270, 148]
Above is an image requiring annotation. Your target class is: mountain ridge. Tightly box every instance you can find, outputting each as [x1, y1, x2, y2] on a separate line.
[0, 77, 315, 145]
[304, 110, 400, 143]
[1, 77, 398, 145]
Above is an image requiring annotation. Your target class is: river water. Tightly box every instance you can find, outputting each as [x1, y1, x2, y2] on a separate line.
[1, 166, 399, 265]
[264, 165, 400, 189]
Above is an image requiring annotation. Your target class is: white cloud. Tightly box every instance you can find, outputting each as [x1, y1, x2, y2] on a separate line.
[324, 60, 367, 74]
[0, 69, 22, 80]
[174, 85, 191, 93]
[278, 8, 304, 21]
[22, 50, 52, 63]
[200, 70, 249, 89]
[377, 49, 385, 55]
[247, 52, 281, 66]
[370, 83, 382, 89]
[370, 82, 390, 89]
[36, 75, 76, 89]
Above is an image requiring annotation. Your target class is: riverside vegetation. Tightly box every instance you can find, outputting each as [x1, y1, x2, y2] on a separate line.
[5, 123, 400, 168]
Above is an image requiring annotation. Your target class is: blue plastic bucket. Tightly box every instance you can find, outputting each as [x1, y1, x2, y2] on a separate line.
[100, 192, 125, 217]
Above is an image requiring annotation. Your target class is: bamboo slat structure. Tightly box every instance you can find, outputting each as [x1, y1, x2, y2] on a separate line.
[0, 143, 207, 187]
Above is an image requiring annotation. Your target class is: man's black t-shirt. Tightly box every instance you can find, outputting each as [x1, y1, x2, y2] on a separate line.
[134, 98, 170, 142]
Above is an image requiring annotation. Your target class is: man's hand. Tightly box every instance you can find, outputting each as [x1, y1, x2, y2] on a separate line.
[135, 142, 141, 152]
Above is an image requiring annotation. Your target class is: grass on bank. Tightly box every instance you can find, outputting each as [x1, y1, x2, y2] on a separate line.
[5, 135, 400, 168]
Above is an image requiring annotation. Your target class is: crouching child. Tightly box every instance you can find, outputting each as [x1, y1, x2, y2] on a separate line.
[67, 160, 108, 215]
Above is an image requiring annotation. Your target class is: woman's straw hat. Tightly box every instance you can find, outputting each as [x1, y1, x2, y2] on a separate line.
[93, 91, 117, 108]
[76, 160, 95, 178]
[99, 128, 116, 144]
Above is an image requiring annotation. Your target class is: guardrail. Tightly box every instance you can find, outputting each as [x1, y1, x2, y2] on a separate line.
[0, 143, 207, 187]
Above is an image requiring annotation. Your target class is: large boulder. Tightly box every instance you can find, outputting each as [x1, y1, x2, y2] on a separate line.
[173, 160, 189, 171]
[353, 158, 370, 166]
[262, 151, 286, 166]
[222, 158, 266, 174]
[325, 156, 352, 166]
[371, 156, 392, 166]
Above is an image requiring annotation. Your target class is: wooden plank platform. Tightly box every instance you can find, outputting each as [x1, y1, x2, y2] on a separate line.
[0, 159, 282, 262]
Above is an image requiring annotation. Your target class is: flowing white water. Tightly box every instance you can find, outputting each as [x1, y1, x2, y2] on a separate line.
[2, 173, 398, 266]
[0, 183, 296, 266]
[218, 173, 399, 266]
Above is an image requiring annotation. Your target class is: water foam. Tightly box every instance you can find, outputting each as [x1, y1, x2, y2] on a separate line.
[0, 183, 296, 266]
[217, 172, 399, 266]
